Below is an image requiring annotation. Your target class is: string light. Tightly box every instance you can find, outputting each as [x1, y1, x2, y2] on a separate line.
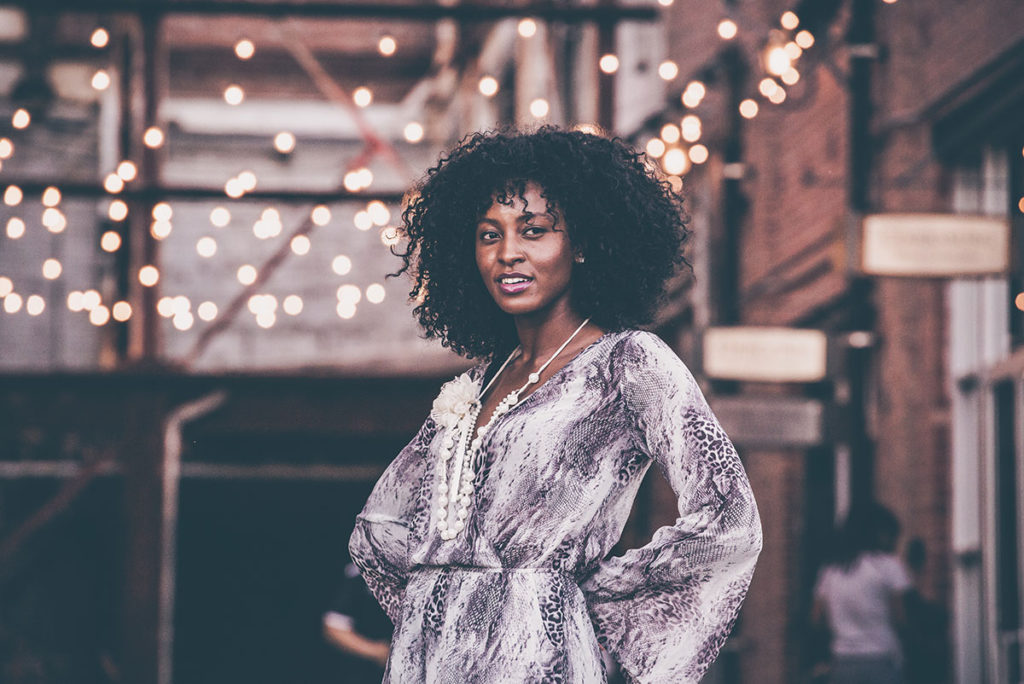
[237, 264, 257, 285]
[682, 81, 706, 108]
[529, 99, 549, 118]
[173, 311, 194, 331]
[404, 122, 425, 143]
[6, 217, 25, 239]
[290, 235, 311, 255]
[144, 126, 165, 148]
[26, 295, 45, 316]
[171, 296, 191, 317]
[343, 168, 374, 192]
[367, 200, 391, 225]
[42, 208, 67, 233]
[92, 70, 111, 90]
[658, 60, 679, 81]
[67, 291, 84, 312]
[81, 290, 101, 311]
[681, 114, 702, 142]
[353, 87, 373, 107]
[152, 202, 172, 221]
[662, 148, 690, 175]
[781, 11, 800, 29]
[337, 284, 361, 304]
[646, 138, 666, 158]
[717, 19, 738, 40]
[766, 47, 792, 76]
[238, 171, 257, 192]
[90, 305, 111, 326]
[12, 109, 30, 129]
[599, 54, 620, 74]
[104, 173, 124, 193]
[689, 144, 709, 164]
[366, 283, 386, 304]
[90, 27, 109, 48]
[784, 42, 803, 60]
[42, 258, 62, 279]
[225, 177, 245, 198]
[378, 35, 397, 56]
[781, 67, 800, 85]
[157, 297, 175, 317]
[196, 236, 217, 257]
[332, 254, 353, 275]
[518, 18, 537, 38]
[41, 187, 61, 206]
[0, 138, 12, 158]
[223, 85, 245, 106]
[283, 295, 303, 315]
[795, 30, 815, 48]
[0, 276, 12, 297]
[4, 185, 23, 206]
[112, 301, 132, 321]
[117, 161, 137, 181]
[769, 86, 787, 104]
[354, 211, 373, 231]
[739, 99, 759, 118]
[150, 220, 172, 239]
[197, 301, 218, 321]
[138, 265, 159, 286]
[210, 207, 231, 227]
[660, 123, 681, 144]
[759, 78, 779, 97]
[234, 39, 255, 60]
[100, 230, 122, 252]
[478, 76, 499, 97]
[273, 131, 296, 154]
[311, 205, 331, 226]
[4, 292, 23, 314]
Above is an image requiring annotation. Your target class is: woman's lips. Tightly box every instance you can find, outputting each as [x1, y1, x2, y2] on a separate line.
[497, 278, 533, 294]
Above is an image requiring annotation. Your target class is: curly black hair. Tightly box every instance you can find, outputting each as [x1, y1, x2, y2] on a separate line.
[391, 126, 690, 359]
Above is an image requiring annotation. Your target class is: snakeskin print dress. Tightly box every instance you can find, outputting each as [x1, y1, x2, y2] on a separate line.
[349, 330, 762, 683]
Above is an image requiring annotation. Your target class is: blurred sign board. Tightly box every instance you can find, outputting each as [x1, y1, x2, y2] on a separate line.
[703, 327, 828, 382]
[861, 213, 1009, 277]
[711, 396, 826, 448]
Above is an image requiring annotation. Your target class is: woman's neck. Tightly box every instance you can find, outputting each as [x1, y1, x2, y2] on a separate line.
[511, 305, 591, 365]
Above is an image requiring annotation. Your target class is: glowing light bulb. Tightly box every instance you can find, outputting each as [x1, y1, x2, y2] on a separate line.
[478, 76, 499, 97]
[67, 291, 84, 311]
[283, 295, 303, 315]
[4, 185, 23, 206]
[0, 276, 12, 297]
[138, 265, 159, 286]
[224, 85, 245, 106]
[403, 122, 424, 143]
[42, 186, 61, 207]
[380, 226, 401, 247]
[689, 144, 709, 164]
[290, 235, 311, 255]
[795, 30, 815, 48]
[353, 87, 373, 107]
[224, 178, 244, 198]
[784, 41, 803, 60]
[273, 131, 296, 154]
[42, 208, 67, 233]
[238, 171, 257, 192]
[42, 258, 62, 279]
[781, 11, 799, 29]
[4, 292, 23, 314]
[237, 264, 257, 285]
[112, 301, 132, 321]
[366, 283, 386, 304]
[234, 39, 255, 60]
[682, 81, 706, 108]
[91, 27, 109, 48]
[769, 86, 787, 104]
[173, 311, 194, 331]
[681, 115, 701, 142]
[197, 301, 218, 321]
[662, 148, 690, 176]
[90, 305, 111, 326]
[660, 123, 680, 144]
[332, 254, 353, 275]
[143, 126, 164, 148]
[100, 231, 122, 252]
[107, 199, 128, 221]
[196, 236, 217, 257]
[337, 284, 362, 304]
[356, 167, 373, 188]
[151, 202, 172, 222]
[26, 295, 45, 316]
[658, 61, 679, 81]
[530, 98, 550, 118]
[367, 200, 391, 225]
[717, 19, 738, 40]
[104, 173, 124, 194]
[767, 46, 792, 76]
[82, 290, 101, 311]
[117, 160, 137, 181]
[210, 207, 231, 227]
[92, 70, 111, 90]
[0, 138, 13, 158]
[12, 109, 30, 129]
[759, 78, 779, 98]
[599, 54, 620, 74]
[6, 217, 25, 239]
[781, 67, 800, 86]
[739, 99, 759, 118]
[518, 18, 537, 38]
[354, 211, 373, 231]
[646, 138, 666, 158]
[378, 35, 397, 56]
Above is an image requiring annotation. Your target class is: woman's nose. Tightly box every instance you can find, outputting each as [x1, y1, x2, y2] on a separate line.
[498, 236, 525, 263]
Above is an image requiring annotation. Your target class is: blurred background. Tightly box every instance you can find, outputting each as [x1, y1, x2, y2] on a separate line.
[0, 0, 1021, 682]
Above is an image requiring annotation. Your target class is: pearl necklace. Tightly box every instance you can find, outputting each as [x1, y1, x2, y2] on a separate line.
[434, 317, 593, 541]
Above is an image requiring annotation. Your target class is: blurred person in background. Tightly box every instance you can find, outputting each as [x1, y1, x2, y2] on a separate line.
[812, 503, 911, 684]
[348, 127, 762, 683]
[901, 538, 950, 684]
[323, 562, 393, 682]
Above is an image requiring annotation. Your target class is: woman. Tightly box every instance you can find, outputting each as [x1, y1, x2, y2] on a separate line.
[349, 128, 761, 683]
[812, 503, 911, 684]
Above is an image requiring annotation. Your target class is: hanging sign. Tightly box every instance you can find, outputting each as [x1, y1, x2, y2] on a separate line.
[710, 396, 827, 447]
[861, 213, 1009, 277]
[703, 327, 829, 382]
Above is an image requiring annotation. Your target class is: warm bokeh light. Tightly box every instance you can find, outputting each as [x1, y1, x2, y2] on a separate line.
[112, 301, 132, 321]
[41, 186, 61, 207]
[681, 115, 701, 142]
[662, 148, 690, 176]
[92, 70, 111, 90]
[196, 236, 217, 257]
[781, 11, 800, 29]
[234, 39, 255, 60]
[739, 99, 759, 118]
[138, 265, 159, 286]
[354, 210, 373, 231]
[0, 138, 13, 159]
[378, 35, 397, 56]
[4, 185, 23, 206]
[367, 200, 391, 226]
[42, 208, 67, 233]
[108, 199, 128, 221]
[90, 305, 111, 326]
[6, 217, 25, 239]
[766, 46, 792, 76]
[100, 231, 122, 252]
[332, 254, 353, 276]
[104, 173, 124, 194]
[366, 283, 386, 304]
[91, 27, 109, 48]
[197, 301, 218, 321]
[81, 290, 101, 311]
[311, 205, 331, 226]
[599, 54, 620, 74]
[404, 122, 425, 143]
[1015, 292, 1024, 311]
[26, 295, 45, 316]
[173, 311, 195, 331]
[143, 126, 165, 148]
[4, 292, 23, 314]
[660, 123, 681, 144]
[478, 76, 499, 97]
[273, 131, 296, 154]
[66, 291, 84, 312]
[0, 277, 12, 298]
[237, 264, 257, 285]
[42, 258, 62, 280]
[689, 144, 709, 164]
[717, 19, 738, 40]
[353, 87, 373, 107]
[12, 109, 30, 129]
[157, 296, 175, 318]
[518, 18, 537, 38]
[224, 85, 245, 106]
[658, 60, 679, 81]
[290, 235, 311, 255]
[224, 178, 245, 198]
[283, 295, 304, 315]
[530, 98, 550, 118]
[380, 226, 401, 247]
[238, 171, 257, 192]
[210, 206, 231, 227]
[795, 30, 815, 48]
[116, 160, 137, 182]
[682, 81, 706, 108]
[337, 284, 362, 304]
[769, 86, 787, 104]
[759, 78, 779, 97]
[152, 202, 172, 221]
[784, 42, 803, 60]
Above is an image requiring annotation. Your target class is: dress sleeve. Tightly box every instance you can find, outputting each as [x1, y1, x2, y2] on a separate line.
[579, 333, 762, 683]
[348, 415, 437, 624]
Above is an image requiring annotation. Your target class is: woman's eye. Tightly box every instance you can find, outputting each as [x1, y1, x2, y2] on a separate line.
[478, 230, 499, 241]
[524, 225, 547, 236]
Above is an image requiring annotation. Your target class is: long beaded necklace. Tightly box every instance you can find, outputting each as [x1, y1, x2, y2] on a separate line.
[435, 317, 593, 541]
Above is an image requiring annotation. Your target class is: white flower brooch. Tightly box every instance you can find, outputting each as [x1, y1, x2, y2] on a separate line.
[430, 372, 479, 429]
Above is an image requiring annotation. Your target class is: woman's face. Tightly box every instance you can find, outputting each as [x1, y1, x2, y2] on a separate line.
[475, 182, 577, 320]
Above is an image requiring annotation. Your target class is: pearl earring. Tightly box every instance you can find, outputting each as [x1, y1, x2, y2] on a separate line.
[574, 255, 585, 264]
